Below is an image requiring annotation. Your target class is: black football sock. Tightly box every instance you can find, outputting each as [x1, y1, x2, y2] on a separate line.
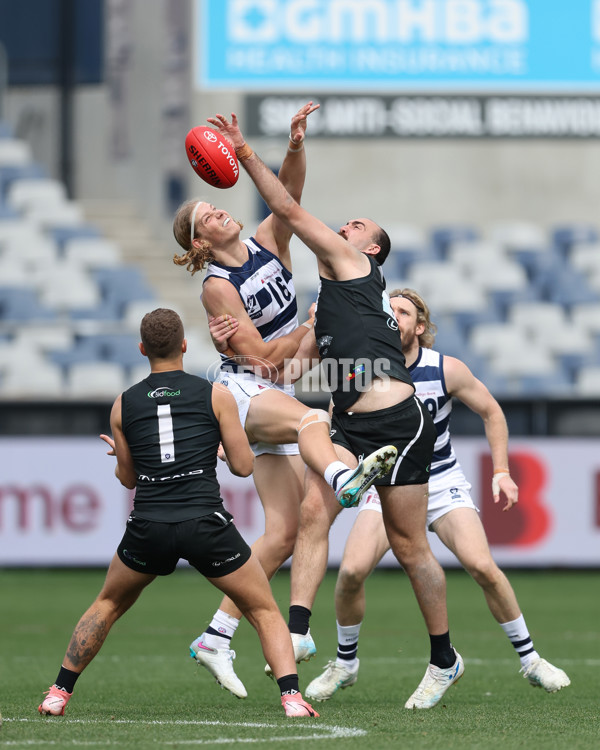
[54, 666, 80, 694]
[429, 632, 456, 669]
[288, 605, 311, 635]
[277, 673, 300, 696]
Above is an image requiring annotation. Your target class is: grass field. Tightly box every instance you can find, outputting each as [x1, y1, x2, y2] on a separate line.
[1, 567, 598, 749]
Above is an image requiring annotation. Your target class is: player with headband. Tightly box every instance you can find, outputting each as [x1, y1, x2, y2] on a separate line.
[304, 289, 570, 704]
[172, 102, 396, 698]
[202, 110, 466, 711]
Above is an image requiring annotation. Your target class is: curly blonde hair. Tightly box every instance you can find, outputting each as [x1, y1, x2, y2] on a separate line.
[172, 199, 215, 275]
[389, 287, 437, 349]
[171, 199, 245, 276]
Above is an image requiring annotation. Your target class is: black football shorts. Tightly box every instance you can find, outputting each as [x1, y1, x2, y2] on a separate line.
[117, 509, 252, 578]
[330, 396, 435, 486]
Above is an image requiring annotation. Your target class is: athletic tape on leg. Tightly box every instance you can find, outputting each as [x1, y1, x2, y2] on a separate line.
[297, 409, 331, 435]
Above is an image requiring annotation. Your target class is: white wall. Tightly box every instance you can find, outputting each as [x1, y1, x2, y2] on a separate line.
[1, 436, 599, 568]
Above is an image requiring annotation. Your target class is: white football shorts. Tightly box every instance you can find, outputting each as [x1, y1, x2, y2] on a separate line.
[357, 464, 477, 530]
[217, 371, 300, 457]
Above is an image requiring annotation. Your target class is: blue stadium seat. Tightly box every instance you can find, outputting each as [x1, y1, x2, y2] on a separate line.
[510, 245, 562, 283]
[386, 223, 433, 277]
[450, 306, 502, 338]
[49, 224, 102, 252]
[489, 286, 542, 320]
[93, 267, 156, 316]
[430, 225, 478, 259]
[546, 268, 599, 308]
[388, 248, 436, 279]
[518, 370, 573, 396]
[0, 163, 47, 198]
[0, 201, 18, 218]
[552, 224, 599, 258]
[88, 333, 145, 368]
[431, 316, 468, 358]
[67, 301, 122, 321]
[49, 333, 144, 370]
[49, 337, 104, 369]
[0, 120, 13, 138]
[0, 287, 56, 321]
[494, 286, 545, 321]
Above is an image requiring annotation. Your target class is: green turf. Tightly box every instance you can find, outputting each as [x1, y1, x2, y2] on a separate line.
[1, 568, 598, 748]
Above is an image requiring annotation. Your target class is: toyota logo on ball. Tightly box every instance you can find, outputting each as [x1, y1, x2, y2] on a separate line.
[204, 130, 217, 142]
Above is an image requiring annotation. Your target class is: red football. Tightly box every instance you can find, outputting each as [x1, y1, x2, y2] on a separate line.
[185, 126, 239, 189]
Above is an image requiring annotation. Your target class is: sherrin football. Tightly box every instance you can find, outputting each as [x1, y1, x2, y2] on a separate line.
[185, 126, 239, 189]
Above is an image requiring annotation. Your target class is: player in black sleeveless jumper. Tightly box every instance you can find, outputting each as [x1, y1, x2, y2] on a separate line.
[205, 111, 464, 710]
[38, 309, 318, 719]
[173, 103, 396, 698]
[305, 289, 569, 703]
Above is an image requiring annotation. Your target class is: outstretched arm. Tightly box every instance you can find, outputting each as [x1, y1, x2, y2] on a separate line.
[254, 102, 319, 269]
[207, 112, 369, 281]
[444, 356, 519, 511]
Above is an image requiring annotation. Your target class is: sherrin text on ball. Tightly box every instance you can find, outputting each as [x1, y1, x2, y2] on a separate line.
[185, 126, 239, 189]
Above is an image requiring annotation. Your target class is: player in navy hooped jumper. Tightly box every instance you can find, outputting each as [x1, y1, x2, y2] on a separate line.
[203, 109, 464, 710]
[304, 289, 570, 704]
[173, 103, 396, 697]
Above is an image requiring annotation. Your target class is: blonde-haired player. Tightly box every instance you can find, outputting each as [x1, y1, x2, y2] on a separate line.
[305, 289, 570, 706]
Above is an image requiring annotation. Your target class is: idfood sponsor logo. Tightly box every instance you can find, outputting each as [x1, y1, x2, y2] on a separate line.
[147, 387, 181, 398]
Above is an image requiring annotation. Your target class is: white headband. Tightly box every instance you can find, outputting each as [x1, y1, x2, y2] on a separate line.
[189, 201, 206, 246]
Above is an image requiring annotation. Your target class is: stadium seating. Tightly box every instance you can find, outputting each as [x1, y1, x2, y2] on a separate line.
[574, 365, 600, 395]
[67, 361, 127, 399]
[1, 119, 600, 399]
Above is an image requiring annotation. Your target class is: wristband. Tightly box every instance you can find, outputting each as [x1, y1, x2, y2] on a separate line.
[235, 142, 254, 161]
[493, 468, 509, 474]
[288, 131, 305, 152]
[492, 471, 510, 496]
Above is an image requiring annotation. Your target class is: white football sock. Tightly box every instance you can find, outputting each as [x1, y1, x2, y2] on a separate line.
[202, 609, 241, 649]
[500, 614, 539, 668]
[324, 461, 353, 491]
[336, 621, 362, 668]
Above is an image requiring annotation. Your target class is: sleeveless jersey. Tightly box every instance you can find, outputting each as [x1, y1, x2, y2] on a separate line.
[408, 347, 459, 483]
[121, 370, 222, 522]
[314, 256, 413, 412]
[203, 237, 298, 373]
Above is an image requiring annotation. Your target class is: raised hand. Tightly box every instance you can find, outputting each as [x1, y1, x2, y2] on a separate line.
[290, 101, 320, 145]
[206, 113, 245, 150]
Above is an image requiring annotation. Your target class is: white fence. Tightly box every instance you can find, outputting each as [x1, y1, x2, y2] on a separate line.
[1, 436, 599, 568]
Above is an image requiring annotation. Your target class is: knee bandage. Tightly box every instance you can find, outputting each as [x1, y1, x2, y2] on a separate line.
[297, 409, 331, 435]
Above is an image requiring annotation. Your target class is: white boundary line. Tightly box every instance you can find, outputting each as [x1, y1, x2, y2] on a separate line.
[0, 718, 367, 746]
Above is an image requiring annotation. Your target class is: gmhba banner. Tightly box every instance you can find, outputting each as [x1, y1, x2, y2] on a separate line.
[197, 0, 600, 91]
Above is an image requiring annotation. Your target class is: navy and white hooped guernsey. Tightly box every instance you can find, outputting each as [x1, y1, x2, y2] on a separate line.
[203, 237, 298, 371]
[408, 347, 459, 485]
